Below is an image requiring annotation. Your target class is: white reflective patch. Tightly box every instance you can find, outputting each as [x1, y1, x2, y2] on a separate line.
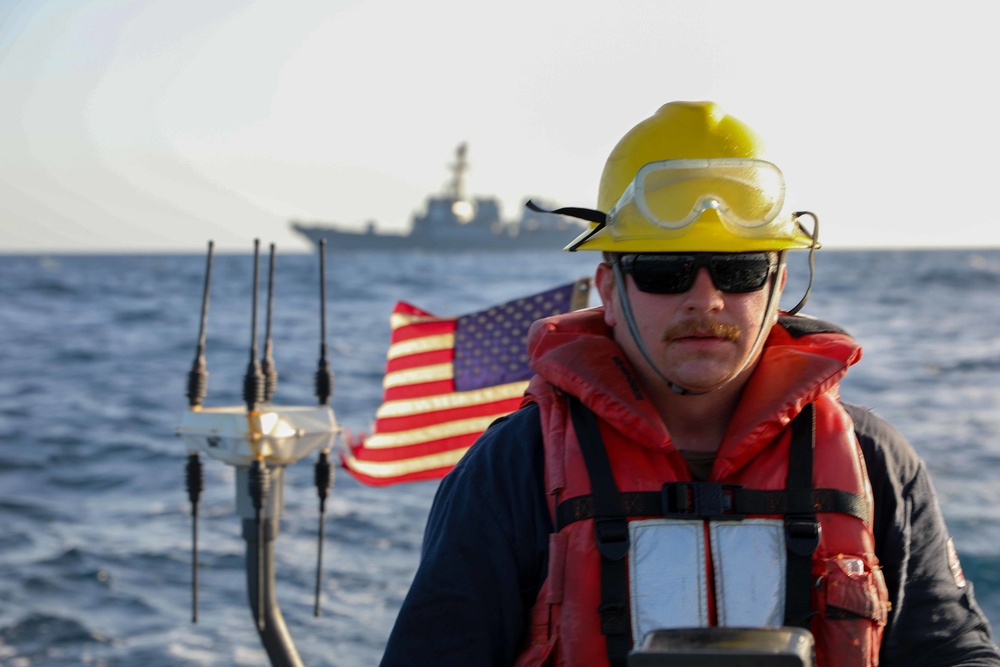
[710, 519, 786, 627]
[629, 519, 708, 646]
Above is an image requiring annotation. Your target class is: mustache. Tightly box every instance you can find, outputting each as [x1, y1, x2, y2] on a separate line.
[663, 317, 742, 343]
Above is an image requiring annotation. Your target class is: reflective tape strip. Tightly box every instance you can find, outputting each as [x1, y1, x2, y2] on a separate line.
[628, 519, 708, 644]
[711, 519, 786, 627]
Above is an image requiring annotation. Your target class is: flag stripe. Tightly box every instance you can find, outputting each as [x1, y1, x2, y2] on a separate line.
[375, 381, 527, 418]
[390, 313, 455, 333]
[347, 432, 480, 463]
[374, 399, 522, 438]
[387, 333, 455, 359]
[361, 413, 509, 449]
[385, 348, 454, 372]
[343, 446, 472, 484]
[383, 380, 456, 403]
[383, 362, 454, 388]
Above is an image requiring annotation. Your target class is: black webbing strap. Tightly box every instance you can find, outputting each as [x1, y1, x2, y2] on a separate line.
[555, 485, 868, 530]
[568, 396, 631, 667]
[784, 403, 820, 628]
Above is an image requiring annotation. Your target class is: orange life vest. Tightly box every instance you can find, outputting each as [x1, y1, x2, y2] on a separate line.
[514, 309, 889, 667]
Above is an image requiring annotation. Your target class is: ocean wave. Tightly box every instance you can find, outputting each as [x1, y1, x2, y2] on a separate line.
[916, 253, 1000, 288]
[0, 612, 115, 659]
[0, 498, 63, 523]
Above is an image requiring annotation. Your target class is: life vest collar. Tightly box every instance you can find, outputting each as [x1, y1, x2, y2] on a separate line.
[527, 309, 862, 469]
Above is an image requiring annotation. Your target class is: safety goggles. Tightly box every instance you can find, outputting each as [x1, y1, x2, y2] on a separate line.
[616, 252, 777, 294]
[608, 159, 786, 234]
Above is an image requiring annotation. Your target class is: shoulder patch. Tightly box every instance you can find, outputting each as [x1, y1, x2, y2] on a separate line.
[779, 314, 851, 339]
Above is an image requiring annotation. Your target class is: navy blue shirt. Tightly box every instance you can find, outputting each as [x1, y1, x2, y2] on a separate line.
[381, 402, 999, 666]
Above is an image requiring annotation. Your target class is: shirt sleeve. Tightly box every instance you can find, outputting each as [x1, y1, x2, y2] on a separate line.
[380, 404, 551, 667]
[845, 403, 1000, 666]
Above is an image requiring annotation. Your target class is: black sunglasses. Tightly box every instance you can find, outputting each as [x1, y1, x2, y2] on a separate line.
[616, 252, 777, 294]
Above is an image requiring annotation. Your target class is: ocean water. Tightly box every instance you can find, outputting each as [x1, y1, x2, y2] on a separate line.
[0, 247, 998, 666]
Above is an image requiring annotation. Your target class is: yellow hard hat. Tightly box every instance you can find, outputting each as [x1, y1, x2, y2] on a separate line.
[567, 101, 817, 253]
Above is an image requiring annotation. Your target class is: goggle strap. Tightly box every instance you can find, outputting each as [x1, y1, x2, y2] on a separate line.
[525, 199, 608, 225]
[526, 199, 608, 251]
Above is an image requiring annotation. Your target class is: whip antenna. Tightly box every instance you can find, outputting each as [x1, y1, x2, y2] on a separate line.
[243, 240, 265, 413]
[313, 450, 332, 616]
[248, 458, 270, 631]
[185, 240, 213, 623]
[242, 239, 268, 630]
[261, 243, 279, 403]
[312, 239, 334, 616]
[314, 239, 333, 406]
[187, 240, 214, 409]
[185, 453, 203, 623]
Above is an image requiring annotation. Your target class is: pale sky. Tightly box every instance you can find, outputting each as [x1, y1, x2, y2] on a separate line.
[2, 1, 998, 253]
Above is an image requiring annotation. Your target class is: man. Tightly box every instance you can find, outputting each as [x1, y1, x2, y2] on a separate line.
[380, 102, 999, 666]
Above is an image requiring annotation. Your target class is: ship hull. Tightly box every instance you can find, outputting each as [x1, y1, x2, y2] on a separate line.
[290, 223, 581, 252]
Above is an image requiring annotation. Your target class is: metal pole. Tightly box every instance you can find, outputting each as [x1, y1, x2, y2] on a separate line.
[237, 466, 304, 667]
[242, 518, 304, 667]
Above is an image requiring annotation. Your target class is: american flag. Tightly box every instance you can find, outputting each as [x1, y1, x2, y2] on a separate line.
[342, 279, 591, 486]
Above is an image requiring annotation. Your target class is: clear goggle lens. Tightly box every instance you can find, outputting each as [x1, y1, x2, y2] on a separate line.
[608, 159, 787, 234]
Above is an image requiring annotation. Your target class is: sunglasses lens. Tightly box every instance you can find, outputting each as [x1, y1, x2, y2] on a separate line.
[709, 254, 773, 292]
[626, 255, 697, 294]
[621, 253, 773, 294]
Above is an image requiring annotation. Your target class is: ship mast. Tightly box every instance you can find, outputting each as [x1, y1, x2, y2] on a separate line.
[445, 143, 468, 201]
[445, 143, 476, 223]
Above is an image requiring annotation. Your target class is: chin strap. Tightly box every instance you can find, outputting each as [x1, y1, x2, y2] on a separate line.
[610, 259, 700, 395]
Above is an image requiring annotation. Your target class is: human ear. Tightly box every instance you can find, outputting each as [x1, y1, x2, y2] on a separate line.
[595, 262, 617, 327]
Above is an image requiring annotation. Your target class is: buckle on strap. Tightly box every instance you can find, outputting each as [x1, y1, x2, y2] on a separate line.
[785, 517, 822, 557]
[597, 600, 630, 635]
[664, 482, 742, 519]
[594, 517, 630, 561]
